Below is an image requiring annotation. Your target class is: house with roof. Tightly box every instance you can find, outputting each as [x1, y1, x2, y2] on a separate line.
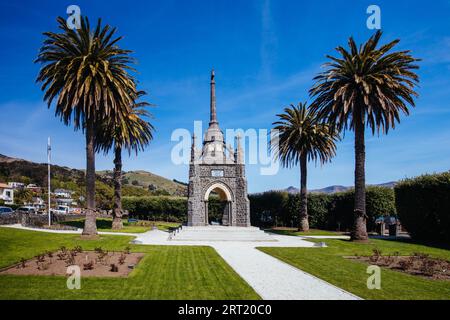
[0, 183, 14, 204]
[8, 182, 25, 189]
[54, 189, 74, 198]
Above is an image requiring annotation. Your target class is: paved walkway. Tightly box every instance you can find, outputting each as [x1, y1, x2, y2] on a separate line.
[213, 243, 359, 300]
[1, 224, 360, 300]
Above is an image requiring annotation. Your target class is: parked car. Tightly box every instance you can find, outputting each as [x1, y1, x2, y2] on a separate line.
[16, 206, 36, 214]
[0, 206, 14, 214]
[69, 207, 82, 214]
[51, 205, 70, 214]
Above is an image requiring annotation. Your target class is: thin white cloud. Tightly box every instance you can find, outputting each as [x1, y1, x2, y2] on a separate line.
[260, 0, 277, 81]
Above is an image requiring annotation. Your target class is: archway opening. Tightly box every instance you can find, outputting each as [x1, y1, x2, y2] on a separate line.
[204, 184, 232, 226]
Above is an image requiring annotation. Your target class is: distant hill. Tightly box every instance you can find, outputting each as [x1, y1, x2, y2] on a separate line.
[282, 181, 397, 194]
[0, 154, 29, 163]
[0, 154, 187, 197]
[0, 153, 95, 187]
[97, 170, 187, 196]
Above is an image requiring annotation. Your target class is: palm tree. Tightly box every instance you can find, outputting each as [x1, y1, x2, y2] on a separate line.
[95, 91, 154, 229]
[310, 31, 420, 240]
[272, 103, 339, 231]
[35, 17, 137, 236]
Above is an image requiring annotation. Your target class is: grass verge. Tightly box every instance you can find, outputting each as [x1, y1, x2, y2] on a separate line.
[0, 227, 259, 300]
[259, 238, 450, 300]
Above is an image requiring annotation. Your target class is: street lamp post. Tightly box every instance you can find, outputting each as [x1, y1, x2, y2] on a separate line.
[47, 137, 51, 226]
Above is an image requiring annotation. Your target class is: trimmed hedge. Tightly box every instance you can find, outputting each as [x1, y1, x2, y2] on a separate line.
[249, 191, 288, 227]
[395, 172, 450, 243]
[122, 195, 225, 223]
[250, 186, 396, 231]
[122, 186, 398, 231]
[123, 196, 187, 222]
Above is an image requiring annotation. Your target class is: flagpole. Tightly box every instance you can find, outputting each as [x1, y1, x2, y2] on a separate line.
[47, 137, 51, 226]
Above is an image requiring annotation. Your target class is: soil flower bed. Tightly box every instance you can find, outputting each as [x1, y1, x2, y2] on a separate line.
[0, 246, 144, 278]
[346, 250, 450, 281]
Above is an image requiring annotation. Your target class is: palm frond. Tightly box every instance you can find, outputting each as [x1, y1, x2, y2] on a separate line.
[309, 30, 420, 135]
[271, 103, 339, 168]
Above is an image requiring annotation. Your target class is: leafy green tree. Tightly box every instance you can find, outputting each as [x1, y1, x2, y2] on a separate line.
[272, 103, 338, 231]
[310, 31, 420, 240]
[35, 17, 137, 236]
[14, 189, 33, 205]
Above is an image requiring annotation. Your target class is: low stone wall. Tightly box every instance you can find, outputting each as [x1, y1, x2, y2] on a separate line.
[0, 212, 114, 227]
[0, 213, 20, 225]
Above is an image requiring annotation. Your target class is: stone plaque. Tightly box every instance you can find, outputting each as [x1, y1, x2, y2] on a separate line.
[211, 169, 224, 177]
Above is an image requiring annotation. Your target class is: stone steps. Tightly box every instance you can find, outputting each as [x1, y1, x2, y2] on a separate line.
[170, 226, 277, 242]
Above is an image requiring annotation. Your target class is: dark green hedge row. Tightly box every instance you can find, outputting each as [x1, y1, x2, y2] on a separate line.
[123, 196, 187, 222]
[249, 186, 396, 231]
[395, 172, 450, 243]
[122, 196, 225, 223]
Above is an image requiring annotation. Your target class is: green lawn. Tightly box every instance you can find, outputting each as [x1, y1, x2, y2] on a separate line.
[61, 218, 180, 233]
[267, 228, 345, 236]
[0, 227, 259, 300]
[259, 238, 450, 300]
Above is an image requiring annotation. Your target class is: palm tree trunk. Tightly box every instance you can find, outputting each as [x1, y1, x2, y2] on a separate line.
[82, 118, 98, 236]
[298, 153, 309, 232]
[112, 145, 124, 230]
[351, 109, 368, 241]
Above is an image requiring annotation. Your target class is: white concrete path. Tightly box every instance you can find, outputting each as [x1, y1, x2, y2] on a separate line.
[214, 244, 359, 300]
[0, 224, 360, 300]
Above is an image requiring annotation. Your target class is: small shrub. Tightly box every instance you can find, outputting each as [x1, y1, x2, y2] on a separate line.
[56, 252, 67, 260]
[110, 264, 119, 272]
[96, 250, 108, 264]
[69, 249, 78, 257]
[94, 247, 104, 254]
[83, 261, 94, 270]
[420, 259, 437, 276]
[18, 258, 27, 268]
[65, 253, 76, 266]
[413, 252, 430, 260]
[369, 248, 382, 263]
[381, 255, 394, 266]
[74, 246, 83, 253]
[398, 258, 413, 271]
[118, 253, 126, 265]
[37, 261, 50, 271]
[124, 246, 131, 254]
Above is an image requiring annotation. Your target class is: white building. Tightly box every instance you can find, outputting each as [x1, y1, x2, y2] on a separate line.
[54, 189, 74, 198]
[8, 182, 25, 189]
[26, 184, 41, 192]
[0, 183, 14, 204]
[31, 196, 45, 210]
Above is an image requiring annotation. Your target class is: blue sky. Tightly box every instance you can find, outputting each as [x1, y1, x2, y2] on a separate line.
[0, 0, 450, 193]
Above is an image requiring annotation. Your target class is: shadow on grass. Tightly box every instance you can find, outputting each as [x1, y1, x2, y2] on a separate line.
[369, 236, 450, 251]
[266, 228, 348, 236]
[61, 219, 114, 230]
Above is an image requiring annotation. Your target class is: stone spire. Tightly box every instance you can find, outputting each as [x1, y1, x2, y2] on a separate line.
[202, 70, 230, 163]
[236, 134, 244, 164]
[190, 134, 197, 162]
[210, 69, 217, 125]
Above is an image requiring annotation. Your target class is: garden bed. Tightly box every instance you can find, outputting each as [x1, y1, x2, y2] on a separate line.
[0, 246, 144, 278]
[346, 251, 450, 281]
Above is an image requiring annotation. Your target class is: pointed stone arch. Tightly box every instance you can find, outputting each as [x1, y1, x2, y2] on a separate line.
[202, 181, 233, 226]
[203, 182, 233, 202]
